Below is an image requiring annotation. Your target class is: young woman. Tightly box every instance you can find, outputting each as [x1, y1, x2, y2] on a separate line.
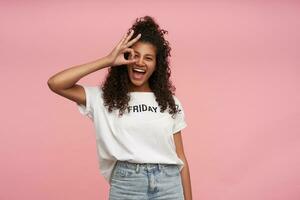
[48, 16, 192, 200]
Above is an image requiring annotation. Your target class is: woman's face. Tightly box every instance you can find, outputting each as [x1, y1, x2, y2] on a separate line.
[127, 41, 157, 91]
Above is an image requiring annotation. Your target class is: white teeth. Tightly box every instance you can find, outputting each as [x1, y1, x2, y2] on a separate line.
[133, 68, 146, 73]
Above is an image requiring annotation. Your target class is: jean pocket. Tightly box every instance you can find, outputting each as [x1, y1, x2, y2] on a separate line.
[162, 165, 180, 177]
[114, 165, 135, 178]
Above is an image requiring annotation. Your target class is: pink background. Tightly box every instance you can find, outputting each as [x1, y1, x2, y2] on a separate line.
[1, 1, 300, 200]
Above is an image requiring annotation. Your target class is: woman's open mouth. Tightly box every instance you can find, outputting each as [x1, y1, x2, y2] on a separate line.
[132, 67, 146, 80]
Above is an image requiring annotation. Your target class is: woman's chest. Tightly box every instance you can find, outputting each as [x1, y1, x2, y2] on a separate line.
[111, 103, 175, 136]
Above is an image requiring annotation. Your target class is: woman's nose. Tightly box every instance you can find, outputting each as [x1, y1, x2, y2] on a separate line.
[135, 57, 144, 66]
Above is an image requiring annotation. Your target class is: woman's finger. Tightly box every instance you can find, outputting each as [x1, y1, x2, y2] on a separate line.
[122, 48, 135, 58]
[123, 30, 134, 46]
[126, 33, 141, 47]
[122, 48, 136, 62]
[116, 31, 130, 49]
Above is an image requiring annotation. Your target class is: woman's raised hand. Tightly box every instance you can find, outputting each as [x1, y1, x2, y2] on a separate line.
[106, 30, 141, 67]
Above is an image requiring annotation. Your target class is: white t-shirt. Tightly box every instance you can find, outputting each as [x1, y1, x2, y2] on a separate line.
[76, 85, 187, 185]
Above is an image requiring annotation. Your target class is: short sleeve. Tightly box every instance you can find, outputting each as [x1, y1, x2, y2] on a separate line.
[172, 96, 188, 134]
[76, 85, 98, 120]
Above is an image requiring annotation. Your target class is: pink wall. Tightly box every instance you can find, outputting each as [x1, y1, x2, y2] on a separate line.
[1, 1, 299, 200]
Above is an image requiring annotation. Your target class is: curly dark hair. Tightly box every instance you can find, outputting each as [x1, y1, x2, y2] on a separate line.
[100, 15, 180, 118]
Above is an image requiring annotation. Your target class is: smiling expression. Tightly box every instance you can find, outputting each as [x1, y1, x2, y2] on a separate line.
[127, 41, 157, 92]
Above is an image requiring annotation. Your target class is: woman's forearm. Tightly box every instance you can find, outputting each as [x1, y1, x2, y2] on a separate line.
[47, 56, 112, 90]
[180, 157, 193, 200]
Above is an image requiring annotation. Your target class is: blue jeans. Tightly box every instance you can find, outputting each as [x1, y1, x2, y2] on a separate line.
[109, 160, 184, 200]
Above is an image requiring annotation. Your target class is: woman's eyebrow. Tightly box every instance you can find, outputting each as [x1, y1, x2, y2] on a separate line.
[134, 51, 154, 57]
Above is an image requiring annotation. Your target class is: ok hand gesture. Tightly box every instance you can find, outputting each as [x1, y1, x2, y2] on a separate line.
[106, 30, 141, 67]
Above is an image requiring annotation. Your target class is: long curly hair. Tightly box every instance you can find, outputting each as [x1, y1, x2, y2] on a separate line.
[100, 15, 179, 118]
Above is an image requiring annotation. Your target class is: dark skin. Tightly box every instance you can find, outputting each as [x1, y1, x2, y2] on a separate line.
[174, 131, 193, 200]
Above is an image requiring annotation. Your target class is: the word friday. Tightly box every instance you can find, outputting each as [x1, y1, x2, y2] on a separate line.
[127, 104, 181, 113]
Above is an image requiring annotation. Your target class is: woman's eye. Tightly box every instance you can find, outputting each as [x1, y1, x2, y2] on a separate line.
[146, 58, 152, 60]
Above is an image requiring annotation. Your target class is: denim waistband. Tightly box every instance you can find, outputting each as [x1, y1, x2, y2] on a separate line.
[116, 160, 178, 173]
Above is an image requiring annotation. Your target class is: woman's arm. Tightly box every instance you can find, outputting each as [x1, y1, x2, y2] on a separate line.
[47, 30, 141, 105]
[47, 56, 112, 106]
[174, 132, 193, 200]
[179, 154, 193, 200]
[47, 56, 111, 91]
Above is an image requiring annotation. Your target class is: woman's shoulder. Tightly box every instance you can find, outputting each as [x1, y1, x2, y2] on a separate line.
[172, 94, 182, 105]
[80, 84, 103, 100]
[82, 84, 102, 92]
